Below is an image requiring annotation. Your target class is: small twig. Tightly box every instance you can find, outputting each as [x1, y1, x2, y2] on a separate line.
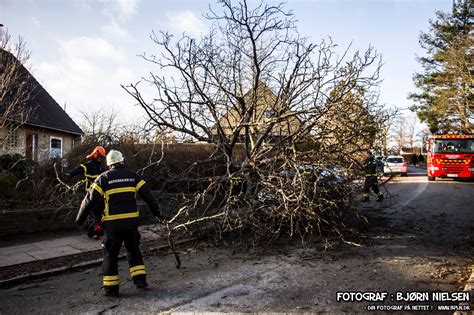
[171, 212, 225, 231]
[53, 162, 72, 190]
[138, 142, 165, 176]
[342, 239, 364, 247]
[14, 176, 29, 190]
[167, 206, 189, 224]
[166, 222, 181, 269]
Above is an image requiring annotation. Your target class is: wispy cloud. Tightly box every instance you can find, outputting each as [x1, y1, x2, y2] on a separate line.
[34, 36, 135, 118]
[31, 17, 41, 27]
[99, 0, 139, 39]
[115, 0, 139, 17]
[101, 20, 129, 39]
[59, 37, 126, 62]
[102, 0, 140, 20]
[166, 10, 206, 35]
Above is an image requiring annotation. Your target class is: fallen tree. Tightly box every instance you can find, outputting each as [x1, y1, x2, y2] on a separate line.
[122, 0, 389, 245]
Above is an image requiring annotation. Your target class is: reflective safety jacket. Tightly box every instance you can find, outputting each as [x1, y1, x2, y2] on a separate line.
[363, 157, 378, 177]
[76, 165, 161, 231]
[69, 159, 104, 190]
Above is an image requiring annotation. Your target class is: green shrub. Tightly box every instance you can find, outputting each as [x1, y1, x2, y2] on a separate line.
[0, 172, 18, 199]
[0, 154, 35, 180]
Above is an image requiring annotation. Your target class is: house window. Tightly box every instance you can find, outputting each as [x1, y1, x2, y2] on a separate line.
[7, 127, 18, 148]
[50, 137, 62, 158]
[72, 136, 82, 149]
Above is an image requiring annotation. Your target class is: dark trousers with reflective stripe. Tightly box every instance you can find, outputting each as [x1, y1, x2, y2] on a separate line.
[102, 228, 146, 288]
[363, 176, 381, 196]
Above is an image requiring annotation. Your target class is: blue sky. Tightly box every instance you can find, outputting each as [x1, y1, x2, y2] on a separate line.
[1, 0, 452, 127]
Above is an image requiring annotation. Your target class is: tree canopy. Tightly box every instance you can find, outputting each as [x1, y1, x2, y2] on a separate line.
[409, 0, 473, 134]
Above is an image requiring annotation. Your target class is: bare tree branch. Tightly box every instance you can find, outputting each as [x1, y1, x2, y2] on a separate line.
[123, 0, 387, 245]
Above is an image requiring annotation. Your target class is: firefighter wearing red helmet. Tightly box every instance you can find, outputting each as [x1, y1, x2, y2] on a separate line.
[65, 146, 106, 190]
[65, 146, 106, 238]
[76, 150, 163, 297]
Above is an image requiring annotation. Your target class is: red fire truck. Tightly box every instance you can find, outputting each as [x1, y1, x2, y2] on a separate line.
[426, 134, 474, 181]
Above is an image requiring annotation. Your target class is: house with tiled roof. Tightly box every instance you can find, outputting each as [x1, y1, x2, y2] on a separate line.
[210, 82, 301, 142]
[0, 49, 83, 161]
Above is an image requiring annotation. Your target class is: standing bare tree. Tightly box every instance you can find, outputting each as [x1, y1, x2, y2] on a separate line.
[0, 28, 37, 145]
[405, 115, 417, 149]
[390, 113, 417, 152]
[374, 106, 400, 155]
[79, 109, 122, 146]
[124, 0, 385, 243]
[416, 127, 431, 153]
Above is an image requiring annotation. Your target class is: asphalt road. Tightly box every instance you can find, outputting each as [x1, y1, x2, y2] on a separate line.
[0, 166, 473, 314]
[382, 166, 474, 255]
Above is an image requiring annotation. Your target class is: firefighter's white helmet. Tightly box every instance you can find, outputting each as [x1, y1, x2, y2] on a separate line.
[106, 150, 124, 166]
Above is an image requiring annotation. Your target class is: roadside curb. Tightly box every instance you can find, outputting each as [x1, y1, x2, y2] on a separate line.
[0, 238, 196, 288]
[0, 224, 166, 268]
[0, 258, 103, 288]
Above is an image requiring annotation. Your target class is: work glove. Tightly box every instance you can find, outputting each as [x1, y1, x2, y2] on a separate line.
[155, 211, 166, 224]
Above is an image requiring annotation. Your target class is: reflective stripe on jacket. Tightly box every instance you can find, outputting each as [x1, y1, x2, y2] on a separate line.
[363, 157, 378, 177]
[90, 179, 146, 222]
[69, 160, 104, 191]
[81, 164, 101, 190]
[76, 165, 161, 230]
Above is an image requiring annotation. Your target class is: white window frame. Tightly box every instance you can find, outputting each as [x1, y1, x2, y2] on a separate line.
[50, 136, 63, 159]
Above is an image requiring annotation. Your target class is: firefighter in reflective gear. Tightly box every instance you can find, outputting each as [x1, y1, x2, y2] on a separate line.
[65, 146, 106, 238]
[363, 151, 383, 202]
[65, 146, 106, 190]
[76, 150, 163, 297]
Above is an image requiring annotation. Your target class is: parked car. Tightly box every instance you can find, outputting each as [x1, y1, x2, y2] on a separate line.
[278, 163, 345, 186]
[383, 156, 407, 176]
[257, 163, 346, 204]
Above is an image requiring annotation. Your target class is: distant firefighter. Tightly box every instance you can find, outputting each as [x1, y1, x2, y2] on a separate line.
[363, 151, 383, 202]
[418, 154, 424, 166]
[411, 154, 418, 167]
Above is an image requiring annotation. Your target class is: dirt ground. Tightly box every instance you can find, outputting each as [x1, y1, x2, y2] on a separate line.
[0, 171, 473, 314]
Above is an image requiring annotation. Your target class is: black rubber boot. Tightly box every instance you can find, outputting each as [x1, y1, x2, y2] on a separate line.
[133, 275, 148, 290]
[102, 285, 119, 297]
[136, 282, 148, 290]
